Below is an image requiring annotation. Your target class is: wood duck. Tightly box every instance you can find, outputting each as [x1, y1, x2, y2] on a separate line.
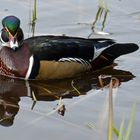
[0, 15, 139, 80]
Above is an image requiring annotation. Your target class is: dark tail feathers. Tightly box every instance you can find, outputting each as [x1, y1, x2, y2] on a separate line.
[91, 43, 139, 70]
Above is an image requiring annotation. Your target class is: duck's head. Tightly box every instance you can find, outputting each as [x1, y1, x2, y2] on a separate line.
[0, 16, 24, 50]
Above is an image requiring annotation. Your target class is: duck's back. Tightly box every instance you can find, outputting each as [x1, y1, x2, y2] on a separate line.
[24, 35, 115, 61]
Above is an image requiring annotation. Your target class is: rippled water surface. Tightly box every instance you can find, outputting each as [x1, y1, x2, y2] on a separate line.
[0, 0, 140, 140]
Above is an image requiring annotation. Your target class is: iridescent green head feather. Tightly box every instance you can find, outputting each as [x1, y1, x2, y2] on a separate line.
[1, 16, 24, 50]
[2, 16, 20, 36]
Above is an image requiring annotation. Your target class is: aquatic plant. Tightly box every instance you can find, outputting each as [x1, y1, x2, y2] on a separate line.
[108, 78, 115, 140]
[29, 0, 37, 37]
[32, 0, 37, 36]
[105, 77, 136, 140]
[98, 76, 136, 140]
[71, 80, 81, 95]
[88, 0, 109, 38]
[31, 91, 37, 110]
[113, 104, 136, 140]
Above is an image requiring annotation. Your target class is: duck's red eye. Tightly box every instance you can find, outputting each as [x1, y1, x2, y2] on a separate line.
[1, 29, 9, 42]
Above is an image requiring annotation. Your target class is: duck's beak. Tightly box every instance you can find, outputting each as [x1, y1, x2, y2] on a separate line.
[9, 36, 19, 51]
[5, 27, 19, 51]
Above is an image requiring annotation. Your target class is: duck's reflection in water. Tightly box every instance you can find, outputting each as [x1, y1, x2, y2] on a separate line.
[0, 66, 135, 127]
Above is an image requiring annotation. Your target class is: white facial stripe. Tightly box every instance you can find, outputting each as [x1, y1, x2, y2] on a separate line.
[0, 31, 10, 47]
[0, 30, 19, 49]
[6, 27, 18, 40]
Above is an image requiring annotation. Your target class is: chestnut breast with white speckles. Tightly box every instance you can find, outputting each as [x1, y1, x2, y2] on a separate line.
[0, 44, 31, 78]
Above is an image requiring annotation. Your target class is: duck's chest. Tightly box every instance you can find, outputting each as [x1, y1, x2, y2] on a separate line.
[0, 45, 31, 78]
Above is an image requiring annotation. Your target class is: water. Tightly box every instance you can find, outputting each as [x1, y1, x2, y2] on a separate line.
[0, 0, 140, 140]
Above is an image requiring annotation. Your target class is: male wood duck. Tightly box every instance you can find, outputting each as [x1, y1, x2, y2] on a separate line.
[0, 15, 139, 80]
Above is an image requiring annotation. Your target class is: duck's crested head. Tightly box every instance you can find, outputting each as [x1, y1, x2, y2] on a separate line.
[0, 15, 24, 51]
[2, 15, 20, 36]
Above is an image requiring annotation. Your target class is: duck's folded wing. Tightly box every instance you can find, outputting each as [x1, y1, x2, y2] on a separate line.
[24, 35, 115, 61]
[35, 59, 91, 80]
